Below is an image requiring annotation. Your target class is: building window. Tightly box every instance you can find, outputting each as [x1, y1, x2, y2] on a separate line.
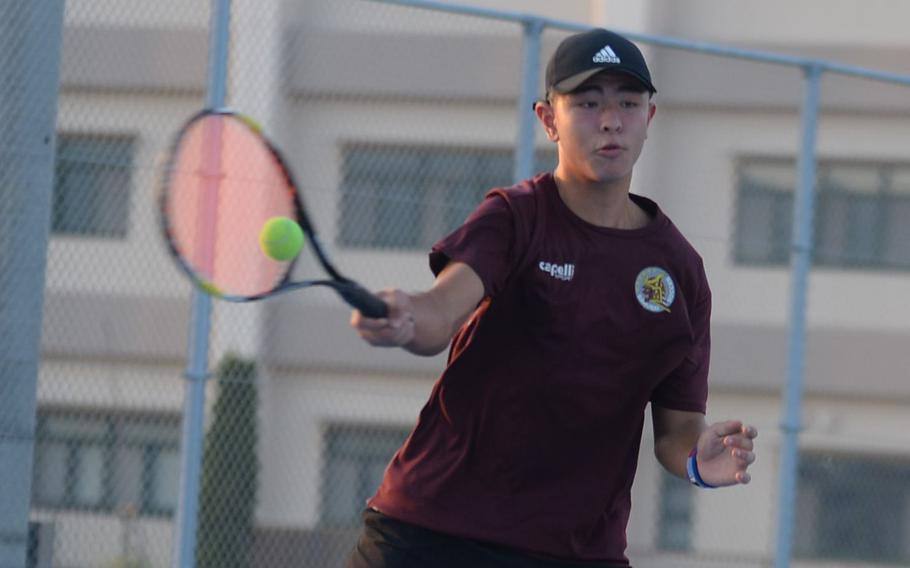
[339, 144, 557, 250]
[795, 453, 910, 564]
[320, 424, 410, 526]
[734, 158, 910, 270]
[53, 133, 135, 238]
[31, 411, 180, 517]
[656, 469, 693, 551]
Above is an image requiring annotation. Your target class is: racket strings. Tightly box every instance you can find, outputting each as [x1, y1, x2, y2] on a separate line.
[165, 114, 299, 298]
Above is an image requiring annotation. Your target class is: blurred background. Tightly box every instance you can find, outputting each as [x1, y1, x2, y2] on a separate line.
[3, 0, 910, 567]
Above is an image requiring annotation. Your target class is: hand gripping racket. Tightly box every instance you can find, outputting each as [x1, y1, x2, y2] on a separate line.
[159, 109, 388, 318]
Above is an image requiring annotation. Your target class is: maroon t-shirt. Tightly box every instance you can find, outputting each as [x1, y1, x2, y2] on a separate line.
[369, 172, 711, 564]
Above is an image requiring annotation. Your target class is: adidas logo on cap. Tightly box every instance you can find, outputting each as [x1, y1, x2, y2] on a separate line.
[592, 45, 621, 64]
[543, 28, 656, 96]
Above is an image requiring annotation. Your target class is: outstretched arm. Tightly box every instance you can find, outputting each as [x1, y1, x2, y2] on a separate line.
[653, 406, 757, 487]
[349, 261, 485, 356]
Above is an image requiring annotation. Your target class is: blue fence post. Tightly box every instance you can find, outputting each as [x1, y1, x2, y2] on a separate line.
[513, 18, 543, 184]
[773, 62, 823, 568]
[172, 0, 232, 566]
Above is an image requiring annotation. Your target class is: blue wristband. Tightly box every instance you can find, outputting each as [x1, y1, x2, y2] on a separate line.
[687, 448, 717, 489]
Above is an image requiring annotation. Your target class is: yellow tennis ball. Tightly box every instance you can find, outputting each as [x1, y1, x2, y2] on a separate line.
[259, 216, 304, 261]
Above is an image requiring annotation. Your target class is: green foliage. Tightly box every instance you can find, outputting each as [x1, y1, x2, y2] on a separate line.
[195, 354, 259, 568]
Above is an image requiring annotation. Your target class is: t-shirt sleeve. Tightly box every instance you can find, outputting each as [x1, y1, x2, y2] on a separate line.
[650, 275, 711, 414]
[429, 192, 515, 297]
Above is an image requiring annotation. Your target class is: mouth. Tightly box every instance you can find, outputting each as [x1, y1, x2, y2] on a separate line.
[596, 143, 624, 157]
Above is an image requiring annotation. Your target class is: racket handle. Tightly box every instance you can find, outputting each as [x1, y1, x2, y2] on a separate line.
[336, 283, 389, 319]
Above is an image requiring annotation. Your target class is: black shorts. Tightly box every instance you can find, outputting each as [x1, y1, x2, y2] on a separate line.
[345, 509, 629, 568]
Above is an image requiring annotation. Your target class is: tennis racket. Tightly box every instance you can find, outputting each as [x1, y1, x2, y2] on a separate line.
[159, 108, 389, 318]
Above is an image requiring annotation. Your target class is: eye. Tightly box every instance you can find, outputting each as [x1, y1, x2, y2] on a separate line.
[620, 100, 640, 109]
[578, 100, 599, 109]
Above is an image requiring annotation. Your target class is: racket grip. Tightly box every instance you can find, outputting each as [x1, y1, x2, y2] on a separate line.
[337, 283, 389, 319]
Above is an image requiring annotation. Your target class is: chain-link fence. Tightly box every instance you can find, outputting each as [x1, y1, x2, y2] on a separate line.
[20, 1, 208, 567]
[4, 0, 910, 567]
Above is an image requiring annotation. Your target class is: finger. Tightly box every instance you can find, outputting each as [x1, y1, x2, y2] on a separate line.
[350, 304, 392, 328]
[723, 435, 754, 452]
[353, 288, 407, 322]
[355, 316, 392, 330]
[384, 311, 415, 332]
[710, 420, 744, 438]
[730, 448, 755, 465]
[392, 322, 416, 346]
[361, 313, 416, 346]
[352, 302, 411, 330]
[386, 313, 415, 341]
[741, 424, 758, 439]
[735, 471, 752, 484]
[360, 328, 405, 347]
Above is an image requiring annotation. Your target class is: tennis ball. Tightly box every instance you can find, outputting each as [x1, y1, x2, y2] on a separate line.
[259, 216, 304, 261]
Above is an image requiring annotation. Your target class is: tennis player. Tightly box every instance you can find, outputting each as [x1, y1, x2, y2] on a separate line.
[347, 27, 758, 568]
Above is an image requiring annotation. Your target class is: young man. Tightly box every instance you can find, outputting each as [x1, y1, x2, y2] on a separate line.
[347, 28, 757, 568]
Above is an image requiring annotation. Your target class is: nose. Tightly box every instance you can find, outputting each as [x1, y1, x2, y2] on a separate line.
[601, 106, 622, 133]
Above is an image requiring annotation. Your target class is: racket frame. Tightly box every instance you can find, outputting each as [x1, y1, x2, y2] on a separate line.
[159, 108, 388, 317]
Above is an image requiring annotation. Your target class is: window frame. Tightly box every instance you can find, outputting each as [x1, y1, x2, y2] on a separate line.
[733, 157, 910, 271]
[318, 422, 411, 527]
[31, 409, 181, 518]
[52, 132, 136, 239]
[337, 142, 557, 251]
[795, 451, 910, 564]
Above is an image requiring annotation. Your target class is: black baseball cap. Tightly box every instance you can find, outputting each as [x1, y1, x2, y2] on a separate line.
[542, 28, 656, 101]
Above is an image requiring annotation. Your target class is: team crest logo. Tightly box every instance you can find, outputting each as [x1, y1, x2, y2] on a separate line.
[635, 267, 675, 313]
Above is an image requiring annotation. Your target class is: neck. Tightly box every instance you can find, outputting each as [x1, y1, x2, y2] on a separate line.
[552, 168, 649, 230]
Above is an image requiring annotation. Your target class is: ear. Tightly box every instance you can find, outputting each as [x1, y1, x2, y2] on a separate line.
[534, 100, 559, 142]
[644, 101, 657, 139]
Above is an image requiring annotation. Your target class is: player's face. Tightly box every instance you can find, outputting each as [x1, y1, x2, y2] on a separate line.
[543, 72, 656, 186]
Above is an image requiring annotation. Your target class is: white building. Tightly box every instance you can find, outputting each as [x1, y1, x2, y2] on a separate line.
[31, 1, 910, 567]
